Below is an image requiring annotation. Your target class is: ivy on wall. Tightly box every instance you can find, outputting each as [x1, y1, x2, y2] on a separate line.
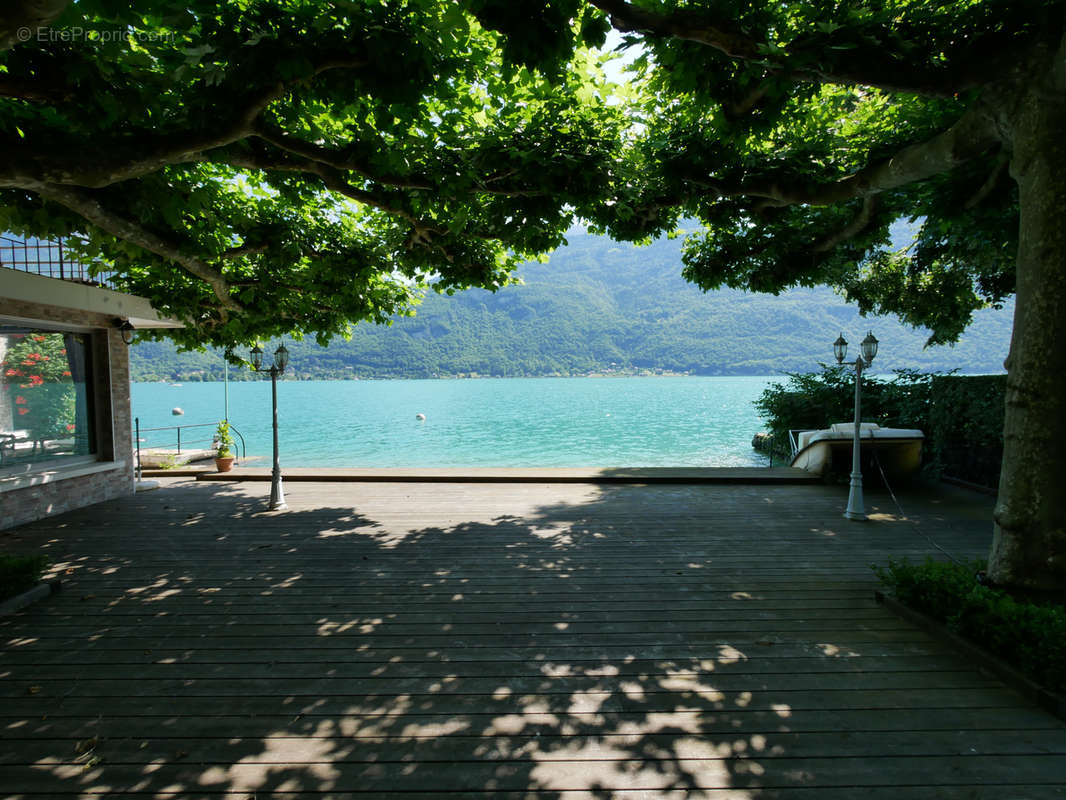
[927, 375, 1006, 489]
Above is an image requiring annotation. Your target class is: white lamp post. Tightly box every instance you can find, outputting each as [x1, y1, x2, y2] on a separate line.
[835, 331, 879, 520]
[250, 343, 290, 510]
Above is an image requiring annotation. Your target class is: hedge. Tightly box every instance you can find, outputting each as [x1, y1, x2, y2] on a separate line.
[755, 367, 1005, 488]
[928, 375, 1005, 488]
[875, 557, 1066, 694]
[0, 553, 49, 603]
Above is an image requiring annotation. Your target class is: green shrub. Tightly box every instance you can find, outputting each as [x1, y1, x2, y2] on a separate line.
[215, 419, 234, 458]
[754, 365, 934, 463]
[874, 557, 1066, 694]
[0, 553, 49, 603]
[755, 368, 1005, 487]
[928, 375, 1005, 488]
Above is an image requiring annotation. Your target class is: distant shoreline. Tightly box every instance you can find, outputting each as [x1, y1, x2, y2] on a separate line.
[134, 371, 784, 383]
[132, 369, 1006, 384]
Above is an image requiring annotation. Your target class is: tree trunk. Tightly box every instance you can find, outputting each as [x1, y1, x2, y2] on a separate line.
[988, 45, 1066, 592]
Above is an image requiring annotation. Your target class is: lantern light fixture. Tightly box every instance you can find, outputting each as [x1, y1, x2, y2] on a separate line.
[274, 343, 289, 371]
[113, 318, 135, 345]
[833, 333, 848, 364]
[861, 331, 879, 366]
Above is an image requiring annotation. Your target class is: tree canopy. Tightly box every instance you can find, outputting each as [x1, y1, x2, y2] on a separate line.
[0, 0, 624, 348]
[470, 0, 1055, 344]
[2, 1, 1050, 346]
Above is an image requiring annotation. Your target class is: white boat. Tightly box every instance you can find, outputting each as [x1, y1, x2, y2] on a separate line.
[790, 422, 925, 480]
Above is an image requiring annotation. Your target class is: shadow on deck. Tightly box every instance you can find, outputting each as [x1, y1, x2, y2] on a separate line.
[1, 479, 1063, 798]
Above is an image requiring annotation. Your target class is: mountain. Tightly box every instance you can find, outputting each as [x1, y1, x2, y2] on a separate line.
[130, 229, 1014, 380]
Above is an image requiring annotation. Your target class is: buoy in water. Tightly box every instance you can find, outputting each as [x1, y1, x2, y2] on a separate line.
[415, 413, 426, 421]
[171, 407, 184, 416]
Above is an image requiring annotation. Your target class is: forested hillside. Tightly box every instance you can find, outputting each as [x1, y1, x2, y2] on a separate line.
[131, 230, 1013, 381]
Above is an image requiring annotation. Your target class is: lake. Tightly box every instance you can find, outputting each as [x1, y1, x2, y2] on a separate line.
[131, 376, 781, 468]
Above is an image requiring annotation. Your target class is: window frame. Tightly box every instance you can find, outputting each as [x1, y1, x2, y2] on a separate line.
[0, 315, 112, 481]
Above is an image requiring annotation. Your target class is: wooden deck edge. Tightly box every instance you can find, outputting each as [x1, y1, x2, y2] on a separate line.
[141, 457, 263, 478]
[0, 579, 61, 617]
[141, 467, 213, 477]
[940, 475, 998, 496]
[874, 590, 1066, 721]
[192, 470, 822, 485]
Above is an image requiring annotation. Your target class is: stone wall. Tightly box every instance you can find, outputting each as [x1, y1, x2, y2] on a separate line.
[0, 294, 134, 530]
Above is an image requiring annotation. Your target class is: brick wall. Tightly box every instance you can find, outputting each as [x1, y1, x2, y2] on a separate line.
[0, 295, 134, 530]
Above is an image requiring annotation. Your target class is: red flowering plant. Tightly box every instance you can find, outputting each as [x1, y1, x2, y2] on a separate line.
[1, 333, 78, 443]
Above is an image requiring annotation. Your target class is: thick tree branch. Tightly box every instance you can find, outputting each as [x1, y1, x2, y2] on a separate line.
[251, 123, 434, 190]
[812, 195, 880, 253]
[965, 153, 1010, 210]
[9, 80, 288, 188]
[219, 147, 421, 222]
[774, 106, 1000, 205]
[590, 0, 984, 97]
[690, 102, 1001, 209]
[218, 146, 450, 252]
[3, 53, 370, 189]
[723, 80, 773, 119]
[591, 0, 762, 61]
[30, 182, 243, 314]
[252, 124, 561, 201]
[0, 82, 282, 188]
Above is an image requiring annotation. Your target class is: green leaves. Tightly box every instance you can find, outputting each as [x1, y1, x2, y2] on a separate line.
[0, 553, 49, 603]
[876, 556, 1066, 693]
[578, 8, 610, 49]
[2, 0, 1037, 351]
[1, 0, 626, 348]
[756, 366, 1007, 486]
[576, 1, 1024, 345]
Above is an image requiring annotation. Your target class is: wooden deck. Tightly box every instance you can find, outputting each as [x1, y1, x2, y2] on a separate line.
[189, 466, 821, 484]
[2, 478, 1064, 798]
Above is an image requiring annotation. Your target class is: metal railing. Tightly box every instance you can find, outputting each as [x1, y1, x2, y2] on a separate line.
[1, 234, 119, 289]
[133, 418, 247, 476]
[764, 431, 789, 467]
[753, 430, 799, 467]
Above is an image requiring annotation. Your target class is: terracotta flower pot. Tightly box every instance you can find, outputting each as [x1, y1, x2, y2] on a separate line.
[214, 456, 235, 473]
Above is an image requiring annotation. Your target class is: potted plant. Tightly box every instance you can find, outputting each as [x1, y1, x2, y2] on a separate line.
[214, 420, 236, 472]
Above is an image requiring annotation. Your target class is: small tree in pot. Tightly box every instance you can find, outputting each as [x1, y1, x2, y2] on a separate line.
[214, 420, 236, 473]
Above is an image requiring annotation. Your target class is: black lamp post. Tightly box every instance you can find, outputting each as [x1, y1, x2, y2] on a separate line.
[834, 331, 879, 520]
[250, 343, 290, 510]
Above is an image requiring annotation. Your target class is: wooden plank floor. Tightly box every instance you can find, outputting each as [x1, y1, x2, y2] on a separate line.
[190, 466, 820, 484]
[2, 479, 1064, 799]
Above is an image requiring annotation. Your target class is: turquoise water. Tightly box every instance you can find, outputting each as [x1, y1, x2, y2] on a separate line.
[131, 376, 779, 468]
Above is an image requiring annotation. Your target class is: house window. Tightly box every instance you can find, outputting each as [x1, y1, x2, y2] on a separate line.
[0, 325, 97, 472]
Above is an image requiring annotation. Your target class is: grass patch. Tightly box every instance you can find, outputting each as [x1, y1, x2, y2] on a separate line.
[874, 557, 1066, 694]
[0, 553, 49, 603]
